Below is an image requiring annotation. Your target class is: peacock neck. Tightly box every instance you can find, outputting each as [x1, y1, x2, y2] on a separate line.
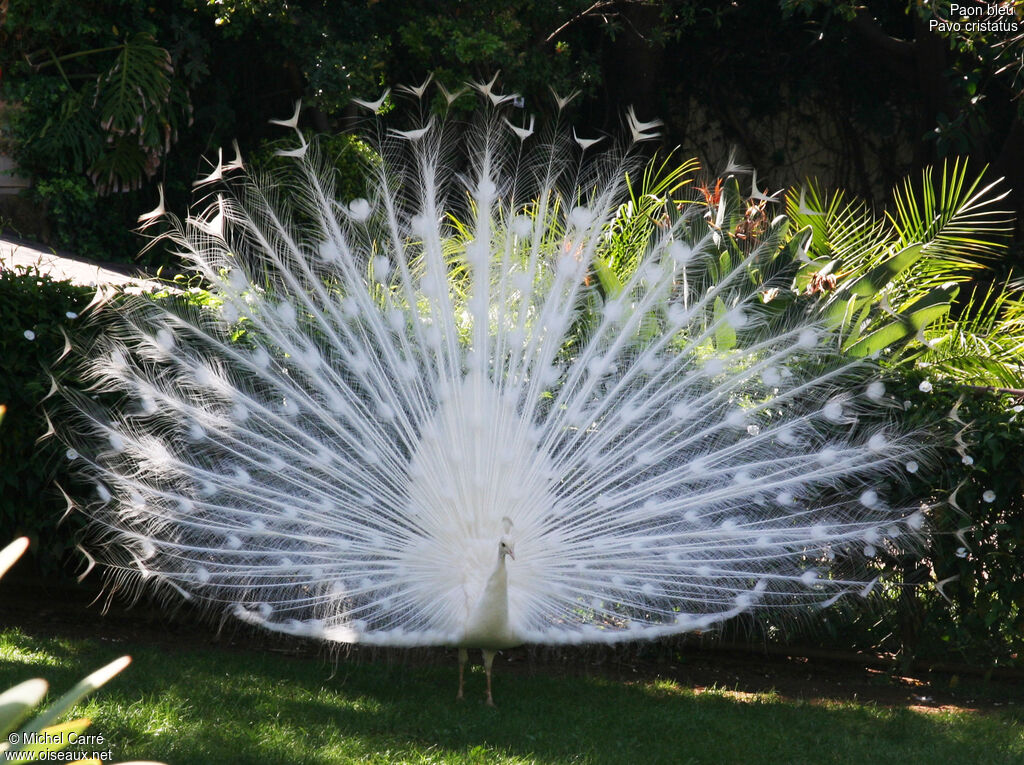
[459, 547, 516, 648]
[486, 552, 508, 604]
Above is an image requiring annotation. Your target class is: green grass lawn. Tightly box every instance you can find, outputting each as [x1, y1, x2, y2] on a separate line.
[0, 627, 1021, 765]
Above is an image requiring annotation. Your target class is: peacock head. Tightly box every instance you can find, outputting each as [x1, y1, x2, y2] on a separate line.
[498, 539, 515, 561]
[499, 516, 515, 561]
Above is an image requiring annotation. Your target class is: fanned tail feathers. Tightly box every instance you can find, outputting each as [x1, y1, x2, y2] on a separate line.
[57, 81, 928, 647]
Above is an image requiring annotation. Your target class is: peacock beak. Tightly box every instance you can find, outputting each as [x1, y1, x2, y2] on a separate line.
[506, 544, 516, 561]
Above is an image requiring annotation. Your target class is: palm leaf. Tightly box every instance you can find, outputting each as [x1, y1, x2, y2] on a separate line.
[842, 283, 958, 357]
[889, 158, 1012, 264]
[790, 160, 1014, 367]
[786, 182, 891, 271]
[95, 34, 174, 138]
[918, 282, 1024, 387]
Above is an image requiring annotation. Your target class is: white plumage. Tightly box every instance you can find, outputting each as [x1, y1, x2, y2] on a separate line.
[60, 83, 925, 703]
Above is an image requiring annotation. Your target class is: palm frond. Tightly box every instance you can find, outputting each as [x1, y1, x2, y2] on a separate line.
[786, 182, 890, 271]
[889, 158, 1012, 264]
[789, 161, 1015, 367]
[601, 155, 698, 279]
[918, 282, 1024, 387]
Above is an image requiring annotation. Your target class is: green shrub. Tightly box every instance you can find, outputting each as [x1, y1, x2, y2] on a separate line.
[0, 267, 224, 577]
[780, 371, 1024, 666]
[27, 174, 142, 262]
[893, 372, 1024, 664]
[0, 268, 93, 574]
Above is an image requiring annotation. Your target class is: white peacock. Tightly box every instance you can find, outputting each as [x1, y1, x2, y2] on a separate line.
[59, 78, 926, 706]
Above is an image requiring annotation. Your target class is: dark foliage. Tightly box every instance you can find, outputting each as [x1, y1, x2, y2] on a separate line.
[0, 269, 93, 574]
[2, 1, 1020, 262]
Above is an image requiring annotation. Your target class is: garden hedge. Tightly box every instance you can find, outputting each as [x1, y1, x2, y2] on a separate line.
[0, 267, 93, 574]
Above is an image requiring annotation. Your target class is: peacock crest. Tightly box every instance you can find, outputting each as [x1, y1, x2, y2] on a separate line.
[57, 79, 927, 659]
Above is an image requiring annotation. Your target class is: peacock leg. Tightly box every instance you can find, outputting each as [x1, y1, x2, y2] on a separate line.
[483, 649, 496, 707]
[457, 648, 468, 701]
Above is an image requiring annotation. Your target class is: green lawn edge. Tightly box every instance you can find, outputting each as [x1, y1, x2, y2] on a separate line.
[0, 628, 1021, 765]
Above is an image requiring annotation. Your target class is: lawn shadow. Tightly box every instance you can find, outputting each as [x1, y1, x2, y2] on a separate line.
[2, 630, 1019, 765]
